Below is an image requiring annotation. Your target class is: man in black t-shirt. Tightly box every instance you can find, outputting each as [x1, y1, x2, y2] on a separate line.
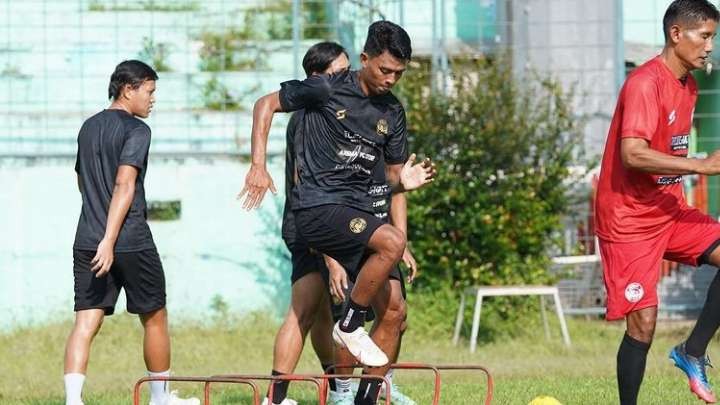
[240, 21, 435, 404]
[63, 60, 197, 405]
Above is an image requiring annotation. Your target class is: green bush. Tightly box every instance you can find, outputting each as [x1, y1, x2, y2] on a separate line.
[397, 57, 586, 339]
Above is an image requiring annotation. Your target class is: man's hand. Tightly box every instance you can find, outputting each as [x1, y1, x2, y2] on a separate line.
[91, 238, 114, 278]
[400, 153, 437, 191]
[324, 255, 348, 304]
[238, 164, 277, 210]
[401, 246, 418, 284]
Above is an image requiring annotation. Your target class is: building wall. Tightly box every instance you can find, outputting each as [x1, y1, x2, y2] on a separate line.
[0, 157, 291, 329]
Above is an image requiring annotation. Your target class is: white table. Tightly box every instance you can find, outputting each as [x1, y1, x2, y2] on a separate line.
[452, 285, 571, 352]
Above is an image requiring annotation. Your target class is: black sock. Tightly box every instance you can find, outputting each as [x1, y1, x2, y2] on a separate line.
[686, 269, 720, 357]
[354, 374, 382, 405]
[617, 332, 651, 405]
[268, 370, 289, 403]
[321, 363, 337, 392]
[339, 298, 369, 333]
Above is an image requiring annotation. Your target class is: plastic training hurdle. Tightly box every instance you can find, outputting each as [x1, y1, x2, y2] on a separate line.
[133, 362, 493, 404]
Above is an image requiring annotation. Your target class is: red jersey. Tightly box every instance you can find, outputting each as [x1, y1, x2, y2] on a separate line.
[595, 56, 698, 242]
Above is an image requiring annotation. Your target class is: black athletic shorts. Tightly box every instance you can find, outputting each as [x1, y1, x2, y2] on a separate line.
[73, 248, 166, 315]
[294, 204, 386, 277]
[284, 236, 327, 285]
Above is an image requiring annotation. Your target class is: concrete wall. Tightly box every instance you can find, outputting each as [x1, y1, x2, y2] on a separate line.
[0, 156, 291, 329]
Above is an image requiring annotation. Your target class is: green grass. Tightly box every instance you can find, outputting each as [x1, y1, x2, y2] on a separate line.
[0, 313, 715, 404]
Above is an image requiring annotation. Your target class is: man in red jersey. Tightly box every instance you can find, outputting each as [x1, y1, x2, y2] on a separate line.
[596, 1, 720, 404]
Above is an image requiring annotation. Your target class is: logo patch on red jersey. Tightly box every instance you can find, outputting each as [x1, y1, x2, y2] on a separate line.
[625, 283, 644, 303]
[668, 110, 676, 125]
[670, 134, 689, 151]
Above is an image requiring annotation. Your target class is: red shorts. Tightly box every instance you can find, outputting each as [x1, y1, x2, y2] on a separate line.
[599, 208, 720, 321]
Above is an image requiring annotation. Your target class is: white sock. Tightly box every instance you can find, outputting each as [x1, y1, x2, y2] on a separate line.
[385, 369, 393, 384]
[148, 369, 170, 404]
[336, 378, 352, 393]
[64, 373, 85, 405]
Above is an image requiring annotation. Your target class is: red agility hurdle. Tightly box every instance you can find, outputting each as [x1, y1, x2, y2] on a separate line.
[212, 373, 390, 405]
[132, 364, 491, 404]
[326, 362, 492, 405]
[212, 374, 324, 405]
[326, 362, 440, 404]
[434, 364, 494, 405]
[133, 376, 259, 405]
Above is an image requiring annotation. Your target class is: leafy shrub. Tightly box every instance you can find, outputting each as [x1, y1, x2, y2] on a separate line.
[396, 57, 586, 339]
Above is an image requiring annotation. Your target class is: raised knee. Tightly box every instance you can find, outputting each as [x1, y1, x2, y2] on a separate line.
[380, 228, 406, 260]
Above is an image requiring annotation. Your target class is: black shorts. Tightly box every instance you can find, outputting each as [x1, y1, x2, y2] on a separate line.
[295, 204, 386, 278]
[284, 237, 327, 285]
[73, 248, 166, 315]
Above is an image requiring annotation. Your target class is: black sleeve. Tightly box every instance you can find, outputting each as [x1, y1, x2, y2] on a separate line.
[119, 125, 151, 170]
[384, 106, 409, 165]
[278, 74, 334, 112]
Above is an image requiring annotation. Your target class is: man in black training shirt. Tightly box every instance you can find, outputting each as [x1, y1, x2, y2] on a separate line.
[264, 42, 419, 405]
[240, 21, 434, 404]
[64, 60, 198, 405]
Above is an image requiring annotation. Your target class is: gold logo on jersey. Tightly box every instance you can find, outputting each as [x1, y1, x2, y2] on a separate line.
[376, 119, 388, 136]
[336, 109, 347, 120]
[349, 218, 367, 233]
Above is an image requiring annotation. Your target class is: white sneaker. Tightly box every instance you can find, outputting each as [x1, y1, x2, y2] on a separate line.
[261, 397, 298, 405]
[149, 390, 200, 405]
[332, 322, 389, 367]
[380, 382, 417, 405]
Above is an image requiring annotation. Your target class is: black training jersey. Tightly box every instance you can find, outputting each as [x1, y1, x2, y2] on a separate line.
[73, 109, 155, 252]
[282, 110, 392, 246]
[278, 70, 408, 213]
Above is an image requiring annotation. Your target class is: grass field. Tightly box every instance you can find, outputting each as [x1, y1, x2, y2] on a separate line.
[0, 312, 716, 404]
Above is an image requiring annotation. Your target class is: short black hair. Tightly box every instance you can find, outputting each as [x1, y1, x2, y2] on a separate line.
[663, 0, 720, 42]
[302, 42, 348, 77]
[108, 60, 158, 100]
[363, 20, 412, 61]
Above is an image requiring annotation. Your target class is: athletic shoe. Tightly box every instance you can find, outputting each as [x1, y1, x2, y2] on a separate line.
[332, 322, 388, 367]
[670, 343, 717, 404]
[149, 390, 200, 405]
[261, 398, 298, 405]
[351, 380, 417, 405]
[328, 389, 354, 405]
[381, 382, 417, 405]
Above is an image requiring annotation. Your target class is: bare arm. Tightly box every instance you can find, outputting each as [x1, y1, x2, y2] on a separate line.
[91, 165, 138, 277]
[386, 163, 404, 192]
[250, 92, 283, 166]
[389, 192, 418, 283]
[621, 137, 720, 175]
[238, 92, 283, 209]
[389, 192, 407, 236]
